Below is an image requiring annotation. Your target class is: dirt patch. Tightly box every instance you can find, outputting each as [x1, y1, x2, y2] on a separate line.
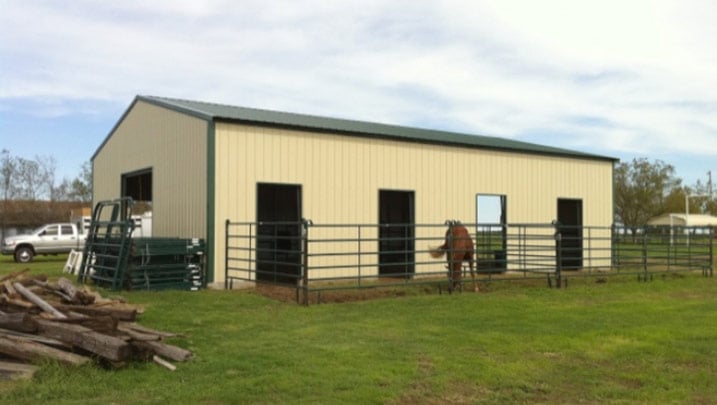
[249, 274, 496, 304]
[254, 282, 444, 304]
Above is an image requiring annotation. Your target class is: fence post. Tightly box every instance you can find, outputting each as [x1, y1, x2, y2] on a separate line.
[611, 224, 617, 272]
[553, 221, 562, 289]
[447, 220, 455, 293]
[710, 228, 714, 277]
[224, 219, 230, 290]
[301, 219, 312, 306]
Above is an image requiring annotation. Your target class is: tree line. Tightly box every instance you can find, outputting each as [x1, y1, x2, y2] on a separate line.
[615, 158, 715, 230]
[1, 149, 92, 229]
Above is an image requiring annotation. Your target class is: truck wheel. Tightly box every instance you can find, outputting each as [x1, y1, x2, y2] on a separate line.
[14, 247, 34, 263]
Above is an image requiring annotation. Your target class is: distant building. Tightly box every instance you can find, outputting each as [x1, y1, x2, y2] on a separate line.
[647, 213, 717, 227]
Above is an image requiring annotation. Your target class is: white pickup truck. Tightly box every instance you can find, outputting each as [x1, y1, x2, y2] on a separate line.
[1, 223, 86, 263]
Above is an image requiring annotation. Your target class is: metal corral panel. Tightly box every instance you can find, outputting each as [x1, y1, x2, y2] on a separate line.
[213, 122, 613, 283]
[93, 100, 208, 239]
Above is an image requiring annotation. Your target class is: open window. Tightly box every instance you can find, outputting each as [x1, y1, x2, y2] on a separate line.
[475, 194, 507, 272]
[121, 168, 152, 214]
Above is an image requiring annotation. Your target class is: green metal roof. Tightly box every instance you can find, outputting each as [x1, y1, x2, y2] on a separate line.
[110, 95, 616, 162]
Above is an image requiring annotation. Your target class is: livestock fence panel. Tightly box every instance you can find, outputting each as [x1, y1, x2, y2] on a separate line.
[225, 220, 714, 303]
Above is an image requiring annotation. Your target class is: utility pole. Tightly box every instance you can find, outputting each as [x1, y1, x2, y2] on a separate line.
[708, 171, 713, 198]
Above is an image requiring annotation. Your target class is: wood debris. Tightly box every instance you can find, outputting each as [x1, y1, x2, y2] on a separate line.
[0, 272, 192, 378]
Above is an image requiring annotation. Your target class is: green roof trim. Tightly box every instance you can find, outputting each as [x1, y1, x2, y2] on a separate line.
[93, 95, 616, 162]
[138, 95, 616, 162]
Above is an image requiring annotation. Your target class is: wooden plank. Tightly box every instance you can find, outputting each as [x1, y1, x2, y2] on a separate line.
[36, 319, 131, 362]
[0, 360, 39, 380]
[0, 327, 69, 348]
[0, 312, 38, 333]
[132, 340, 192, 362]
[0, 269, 29, 284]
[117, 326, 160, 341]
[2, 293, 34, 309]
[57, 277, 95, 305]
[3, 281, 17, 297]
[13, 283, 67, 319]
[0, 335, 90, 366]
[57, 315, 118, 334]
[152, 355, 176, 371]
[56, 305, 138, 322]
[118, 322, 177, 338]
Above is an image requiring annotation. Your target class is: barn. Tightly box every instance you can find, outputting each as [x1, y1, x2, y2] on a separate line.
[92, 95, 616, 288]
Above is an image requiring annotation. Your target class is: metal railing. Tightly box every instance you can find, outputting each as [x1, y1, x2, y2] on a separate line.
[225, 220, 714, 304]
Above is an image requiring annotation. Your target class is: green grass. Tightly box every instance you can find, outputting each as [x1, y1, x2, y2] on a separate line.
[1, 254, 717, 403]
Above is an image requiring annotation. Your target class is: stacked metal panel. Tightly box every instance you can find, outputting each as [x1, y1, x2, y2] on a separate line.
[126, 238, 205, 291]
[78, 199, 205, 291]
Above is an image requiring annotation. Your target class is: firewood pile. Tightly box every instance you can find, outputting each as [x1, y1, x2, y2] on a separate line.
[0, 270, 192, 379]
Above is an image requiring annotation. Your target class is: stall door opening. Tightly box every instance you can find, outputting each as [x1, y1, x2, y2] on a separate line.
[256, 183, 302, 284]
[557, 198, 583, 270]
[379, 190, 415, 277]
[476, 194, 507, 272]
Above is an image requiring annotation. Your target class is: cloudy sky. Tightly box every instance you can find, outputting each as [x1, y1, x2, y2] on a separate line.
[1, 0, 715, 188]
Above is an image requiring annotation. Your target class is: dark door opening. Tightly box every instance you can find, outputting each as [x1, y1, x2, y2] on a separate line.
[378, 190, 415, 277]
[557, 198, 583, 270]
[121, 168, 152, 214]
[256, 183, 302, 285]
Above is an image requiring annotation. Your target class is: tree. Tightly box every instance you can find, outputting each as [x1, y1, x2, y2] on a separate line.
[1, 149, 18, 240]
[67, 161, 92, 202]
[614, 158, 682, 230]
[688, 177, 716, 215]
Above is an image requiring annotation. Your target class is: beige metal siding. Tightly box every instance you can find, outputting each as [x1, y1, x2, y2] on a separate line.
[93, 100, 207, 238]
[214, 122, 613, 283]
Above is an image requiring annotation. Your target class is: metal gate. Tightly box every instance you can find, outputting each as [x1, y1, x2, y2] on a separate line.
[225, 220, 714, 303]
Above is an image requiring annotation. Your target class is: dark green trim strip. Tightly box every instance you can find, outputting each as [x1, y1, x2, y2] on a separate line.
[91, 97, 141, 162]
[206, 120, 216, 285]
[611, 161, 616, 225]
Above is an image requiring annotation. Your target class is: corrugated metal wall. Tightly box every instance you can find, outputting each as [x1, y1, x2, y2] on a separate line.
[93, 100, 208, 239]
[214, 122, 613, 283]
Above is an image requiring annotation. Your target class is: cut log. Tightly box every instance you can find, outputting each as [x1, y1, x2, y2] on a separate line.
[0, 360, 39, 380]
[0, 312, 38, 333]
[133, 340, 192, 362]
[57, 315, 118, 334]
[118, 326, 161, 341]
[13, 283, 67, 319]
[36, 319, 131, 362]
[0, 327, 70, 348]
[56, 305, 138, 322]
[0, 335, 90, 366]
[3, 281, 17, 298]
[2, 293, 34, 309]
[119, 322, 177, 338]
[57, 277, 95, 305]
[0, 269, 30, 284]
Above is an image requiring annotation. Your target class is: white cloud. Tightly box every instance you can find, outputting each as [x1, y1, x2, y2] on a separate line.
[0, 0, 715, 175]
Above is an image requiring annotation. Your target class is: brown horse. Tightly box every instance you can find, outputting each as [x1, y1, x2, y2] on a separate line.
[430, 221, 478, 292]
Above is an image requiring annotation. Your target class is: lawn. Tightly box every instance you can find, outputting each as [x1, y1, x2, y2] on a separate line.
[0, 253, 716, 404]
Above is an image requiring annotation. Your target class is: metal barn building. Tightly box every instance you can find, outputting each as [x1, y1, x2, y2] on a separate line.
[92, 96, 616, 287]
